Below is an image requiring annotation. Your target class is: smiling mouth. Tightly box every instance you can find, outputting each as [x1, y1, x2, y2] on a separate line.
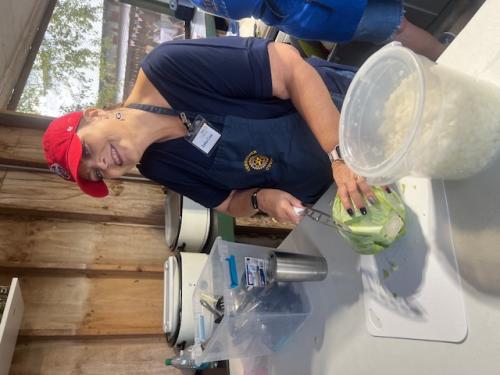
[110, 145, 123, 166]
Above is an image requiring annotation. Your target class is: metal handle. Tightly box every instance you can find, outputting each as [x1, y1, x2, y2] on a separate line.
[200, 299, 223, 319]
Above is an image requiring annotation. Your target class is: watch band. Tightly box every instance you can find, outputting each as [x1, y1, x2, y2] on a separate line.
[251, 188, 261, 210]
[328, 144, 343, 163]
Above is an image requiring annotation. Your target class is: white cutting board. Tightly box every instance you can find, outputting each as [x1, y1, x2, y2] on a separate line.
[360, 177, 467, 342]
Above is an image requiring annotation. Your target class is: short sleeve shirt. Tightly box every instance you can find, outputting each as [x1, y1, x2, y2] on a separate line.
[140, 37, 295, 118]
[139, 37, 355, 208]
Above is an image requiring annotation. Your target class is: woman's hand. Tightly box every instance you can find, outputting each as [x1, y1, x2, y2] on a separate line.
[257, 188, 304, 224]
[332, 161, 376, 215]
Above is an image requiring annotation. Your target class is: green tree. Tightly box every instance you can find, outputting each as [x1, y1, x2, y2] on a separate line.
[17, 0, 103, 114]
[96, 35, 119, 109]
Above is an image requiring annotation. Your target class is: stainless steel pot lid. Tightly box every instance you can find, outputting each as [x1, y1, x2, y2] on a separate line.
[165, 191, 182, 250]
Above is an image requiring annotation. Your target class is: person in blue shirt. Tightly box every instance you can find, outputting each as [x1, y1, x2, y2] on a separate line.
[42, 37, 378, 224]
[190, 0, 446, 61]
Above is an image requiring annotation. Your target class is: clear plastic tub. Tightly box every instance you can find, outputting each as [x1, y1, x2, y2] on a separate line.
[191, 238, 311, 364]
[340, 43, 500, 185]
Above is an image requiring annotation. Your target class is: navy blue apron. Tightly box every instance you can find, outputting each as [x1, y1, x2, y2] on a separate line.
[129, 103, 333, 204]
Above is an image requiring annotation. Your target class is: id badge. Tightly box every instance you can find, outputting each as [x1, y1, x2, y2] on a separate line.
[184, 115, 221, 156]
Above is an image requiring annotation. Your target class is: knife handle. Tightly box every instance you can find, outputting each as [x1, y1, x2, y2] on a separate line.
[293, 206, 306, 216]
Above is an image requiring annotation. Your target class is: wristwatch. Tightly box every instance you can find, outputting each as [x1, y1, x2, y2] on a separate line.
[328, 144, 343, 163]
[251, 188, 261, 211]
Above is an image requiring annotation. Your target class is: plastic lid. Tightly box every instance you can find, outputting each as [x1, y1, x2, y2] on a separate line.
[339, 43, 425, 183]
[163, 254, 180, 342]
[164, 192, 182, 249]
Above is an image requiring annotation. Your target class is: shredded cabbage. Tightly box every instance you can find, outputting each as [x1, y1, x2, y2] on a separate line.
[332, 187, 406, 255]
[380, 66, 500, 180]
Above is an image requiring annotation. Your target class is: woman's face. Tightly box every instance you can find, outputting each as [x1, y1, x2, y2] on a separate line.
[76, 111, 141, 182]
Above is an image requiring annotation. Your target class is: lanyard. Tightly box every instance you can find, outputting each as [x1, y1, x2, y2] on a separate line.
[126, 103, 222, 156]
[126, 103, 225, 130]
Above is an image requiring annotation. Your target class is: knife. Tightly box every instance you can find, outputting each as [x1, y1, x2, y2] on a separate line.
[293, 206, 350, 232]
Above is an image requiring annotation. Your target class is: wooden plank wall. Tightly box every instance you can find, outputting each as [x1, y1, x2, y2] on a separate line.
[0, 114, 184, 374]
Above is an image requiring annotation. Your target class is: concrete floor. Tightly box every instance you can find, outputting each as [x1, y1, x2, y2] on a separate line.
[330, 0, 487, 67]
[430, 0, 486, 35]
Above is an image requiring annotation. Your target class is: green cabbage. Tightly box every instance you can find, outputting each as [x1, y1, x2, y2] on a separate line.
[332, 187, 406, 255]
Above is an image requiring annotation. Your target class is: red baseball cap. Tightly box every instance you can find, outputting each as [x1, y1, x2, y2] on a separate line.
[42, 111, 109, 197]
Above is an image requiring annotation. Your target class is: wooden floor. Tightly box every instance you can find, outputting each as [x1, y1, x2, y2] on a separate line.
[11, 337, 184, 375]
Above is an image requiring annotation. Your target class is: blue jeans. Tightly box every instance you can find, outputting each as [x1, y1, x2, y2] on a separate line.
[352, 0, 404, 44]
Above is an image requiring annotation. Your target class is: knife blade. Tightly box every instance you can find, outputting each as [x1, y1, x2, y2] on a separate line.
[293, 206, 350, 232]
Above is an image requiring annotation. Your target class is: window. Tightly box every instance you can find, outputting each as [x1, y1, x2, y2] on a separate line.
[16, 0, 186, 116]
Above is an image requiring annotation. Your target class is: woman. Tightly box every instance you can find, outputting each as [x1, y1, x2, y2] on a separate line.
[190, 0, 446, 61]
[42, 37, 375, 224]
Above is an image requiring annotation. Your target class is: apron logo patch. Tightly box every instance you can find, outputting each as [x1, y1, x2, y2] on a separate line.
[244, 150, 273, 172]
